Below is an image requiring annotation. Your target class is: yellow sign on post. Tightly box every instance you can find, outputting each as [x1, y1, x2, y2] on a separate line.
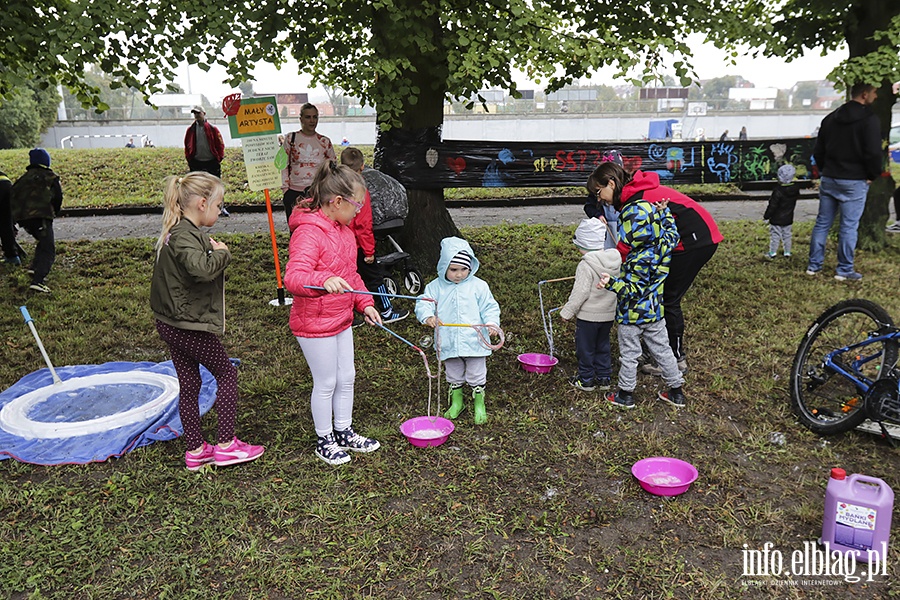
[227, 96, 281, 138]
[224, 95, 289, 305]
[226, 96, 284, 192]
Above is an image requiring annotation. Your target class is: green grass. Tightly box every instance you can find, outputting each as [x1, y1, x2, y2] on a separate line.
[2, 222, 900, 598]
[8, 147, 872, 210]
[0, 147, 598, 208]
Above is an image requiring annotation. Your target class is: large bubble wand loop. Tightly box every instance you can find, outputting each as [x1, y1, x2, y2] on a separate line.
[372, 316, 443, 421]
[537, 277, 574, 357]
[433, 322, 505, 351]
[302, 286, 445, 419]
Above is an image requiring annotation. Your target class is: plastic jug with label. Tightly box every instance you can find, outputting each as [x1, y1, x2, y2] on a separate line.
[822, 468, 893, 562]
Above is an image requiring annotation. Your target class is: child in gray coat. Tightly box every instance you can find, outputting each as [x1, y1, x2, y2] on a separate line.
[764, 164, 801, 258]
[560, 219, 622, 391]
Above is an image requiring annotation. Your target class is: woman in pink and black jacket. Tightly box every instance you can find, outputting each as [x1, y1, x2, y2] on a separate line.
[587, 163, 723, 374]
[284, 161, 383, 467]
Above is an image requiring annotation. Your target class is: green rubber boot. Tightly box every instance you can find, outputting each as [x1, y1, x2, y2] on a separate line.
[472, 385, 487, 425]
[444, 384, 465, 419]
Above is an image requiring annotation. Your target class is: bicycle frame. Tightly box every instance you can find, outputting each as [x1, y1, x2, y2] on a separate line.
[822, 329, 900, 393]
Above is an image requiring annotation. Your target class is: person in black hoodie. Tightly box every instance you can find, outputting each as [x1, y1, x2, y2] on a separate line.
[764, 164, 801, 258]
[10, 149, 63, 293]
[806, 83, 882, 281]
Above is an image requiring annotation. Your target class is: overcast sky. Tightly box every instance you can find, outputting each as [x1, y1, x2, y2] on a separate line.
[175, 36, 846, 105]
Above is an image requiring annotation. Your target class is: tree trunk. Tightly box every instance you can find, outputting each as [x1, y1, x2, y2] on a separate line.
[847, 0, 899, 251]
[371, 1, 460, 273]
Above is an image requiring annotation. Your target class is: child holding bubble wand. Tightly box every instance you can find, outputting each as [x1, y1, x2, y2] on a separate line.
[416, 237, 501, 425]
[284, 161, 383, 466]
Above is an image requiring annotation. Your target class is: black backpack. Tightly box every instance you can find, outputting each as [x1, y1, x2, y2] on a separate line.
[10, 168, 56, 221]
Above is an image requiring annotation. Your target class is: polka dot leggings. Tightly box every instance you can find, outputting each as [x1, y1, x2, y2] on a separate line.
[156, 320, 237, 450]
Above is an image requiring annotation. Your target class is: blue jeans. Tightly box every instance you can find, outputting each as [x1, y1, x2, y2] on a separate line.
[807, 177, 869, 276]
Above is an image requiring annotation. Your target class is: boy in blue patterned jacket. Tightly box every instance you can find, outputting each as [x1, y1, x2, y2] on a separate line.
[598, 197, 686, 409]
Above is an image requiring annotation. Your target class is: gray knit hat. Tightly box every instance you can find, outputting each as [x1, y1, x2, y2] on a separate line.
[777, 164, 796, 185]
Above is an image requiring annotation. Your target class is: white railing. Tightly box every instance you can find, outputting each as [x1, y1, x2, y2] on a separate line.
[60, 134, 150, 149]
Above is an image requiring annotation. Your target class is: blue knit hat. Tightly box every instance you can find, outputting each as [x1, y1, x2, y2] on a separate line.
[29, 148, 51, 168]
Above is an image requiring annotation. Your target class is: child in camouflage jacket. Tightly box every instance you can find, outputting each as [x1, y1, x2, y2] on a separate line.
[598, 196, 686, 409]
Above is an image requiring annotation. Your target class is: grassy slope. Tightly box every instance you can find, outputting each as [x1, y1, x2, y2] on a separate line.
[2, 147, 898, 209]
[0, 147, 767, 209]
[1, 222, 900, 598]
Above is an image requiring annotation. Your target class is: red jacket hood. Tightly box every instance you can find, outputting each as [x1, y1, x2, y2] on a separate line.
[620, 170, 660, 205]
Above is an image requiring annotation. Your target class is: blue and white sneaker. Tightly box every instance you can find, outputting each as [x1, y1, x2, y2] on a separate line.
[316, 433, 350, 465]
[834, 272, 862, 282]
[334, 427, 381, 453]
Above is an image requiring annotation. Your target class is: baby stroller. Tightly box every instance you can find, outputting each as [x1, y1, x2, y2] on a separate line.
[363, 169, 424, 296]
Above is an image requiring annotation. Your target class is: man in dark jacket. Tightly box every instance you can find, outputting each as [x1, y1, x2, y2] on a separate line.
[184, 106, 229, 216]
[807, 83, 882, 281]
[10, 148, 63, 293]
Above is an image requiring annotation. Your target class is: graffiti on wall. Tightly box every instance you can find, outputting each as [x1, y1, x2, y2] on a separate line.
[385, 138, 817, 189]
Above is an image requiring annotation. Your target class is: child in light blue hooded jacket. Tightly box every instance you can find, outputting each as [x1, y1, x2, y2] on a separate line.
[416, 237, 501, 425]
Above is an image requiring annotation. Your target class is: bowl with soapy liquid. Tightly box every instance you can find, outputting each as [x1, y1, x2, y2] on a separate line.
[631, 456, 698, 496]
[400, 416, 455, 448]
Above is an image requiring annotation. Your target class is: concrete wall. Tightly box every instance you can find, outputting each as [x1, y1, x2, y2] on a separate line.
[41, 111, 831, 149]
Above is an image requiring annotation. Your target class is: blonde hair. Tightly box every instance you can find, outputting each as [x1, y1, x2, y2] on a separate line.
[299, 160, 364, 211]
[156, 172, 224, 256]
[340, 147, 364, 171]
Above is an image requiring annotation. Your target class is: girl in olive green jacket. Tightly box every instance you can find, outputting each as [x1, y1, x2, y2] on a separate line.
[151, 172, 264, 471]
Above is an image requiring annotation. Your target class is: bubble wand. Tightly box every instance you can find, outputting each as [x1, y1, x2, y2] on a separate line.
[422, 322, 505, 351]
[19, 306, 61, 385]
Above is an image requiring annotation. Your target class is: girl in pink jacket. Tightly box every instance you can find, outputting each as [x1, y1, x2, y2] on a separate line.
[284, 161, 383, 466]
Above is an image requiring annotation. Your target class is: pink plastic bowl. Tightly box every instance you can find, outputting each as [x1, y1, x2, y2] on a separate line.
[400, 416, 455, 448]
[517, 353, 558, 374]
[631, 457, 699, 497]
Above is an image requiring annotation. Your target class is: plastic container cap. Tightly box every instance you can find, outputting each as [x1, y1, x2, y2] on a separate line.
[830, 467, 846, 480]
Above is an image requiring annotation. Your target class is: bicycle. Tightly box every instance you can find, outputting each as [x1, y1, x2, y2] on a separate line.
[790, 299, 900, 442]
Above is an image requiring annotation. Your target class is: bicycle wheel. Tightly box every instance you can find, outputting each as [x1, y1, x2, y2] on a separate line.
[790, 299, 899, 435]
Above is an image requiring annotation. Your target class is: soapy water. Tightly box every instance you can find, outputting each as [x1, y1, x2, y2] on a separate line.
[1, 371, 179, 439]
[409, 428, 446, 439]
[648, 473, 684, 486]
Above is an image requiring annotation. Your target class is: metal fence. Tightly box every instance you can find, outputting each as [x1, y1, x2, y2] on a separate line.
[60, 98, 827, 122]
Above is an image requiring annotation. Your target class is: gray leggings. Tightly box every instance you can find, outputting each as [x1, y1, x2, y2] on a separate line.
[443, 356, 487, 387]
[617, 320, 683, 392]
[769, 224, 792, 255]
